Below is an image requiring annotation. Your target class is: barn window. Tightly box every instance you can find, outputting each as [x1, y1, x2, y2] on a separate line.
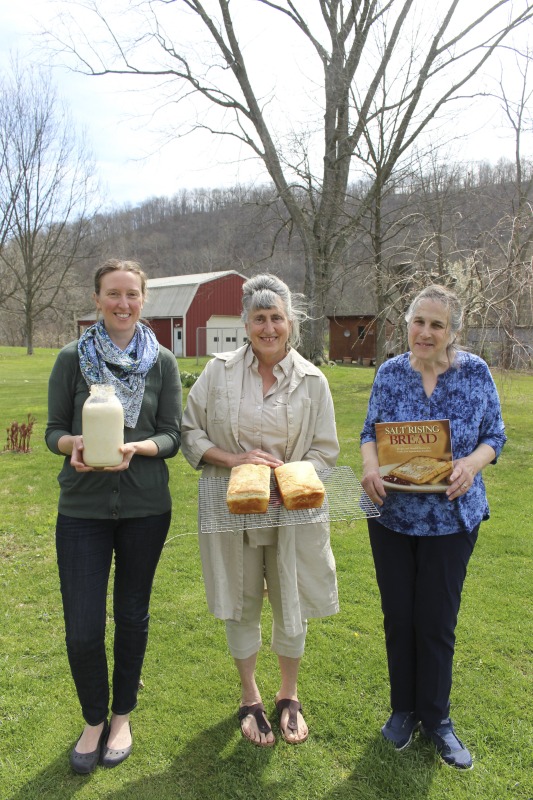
[358, 326, 366, 340]
[213, 336, 219, 342]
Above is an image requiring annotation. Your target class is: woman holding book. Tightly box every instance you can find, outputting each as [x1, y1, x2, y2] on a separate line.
[360, 284, 506, 770]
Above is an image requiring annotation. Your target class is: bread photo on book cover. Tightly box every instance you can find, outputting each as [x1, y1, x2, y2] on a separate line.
[389, 456, 452, 486]
[426, 463, 453, 484]
[274, 461, 325, 510]
[226, 464, 271, 514]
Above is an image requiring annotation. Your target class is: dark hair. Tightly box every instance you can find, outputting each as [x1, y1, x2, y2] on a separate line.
[241, 274, 306, 347]
[405, 284, 463, 362]
[94, 259, 148, 297]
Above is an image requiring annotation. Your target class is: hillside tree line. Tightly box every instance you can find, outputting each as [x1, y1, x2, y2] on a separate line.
[2, 153, 532, 367]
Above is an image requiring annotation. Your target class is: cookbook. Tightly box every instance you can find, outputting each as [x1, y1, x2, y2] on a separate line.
[375, 419, 453, 492]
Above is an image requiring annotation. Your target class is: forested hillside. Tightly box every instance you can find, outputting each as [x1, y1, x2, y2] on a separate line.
[2, 158, 532, 365]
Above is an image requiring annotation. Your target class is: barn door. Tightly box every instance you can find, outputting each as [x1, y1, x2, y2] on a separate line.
[173, 326, 183, 356]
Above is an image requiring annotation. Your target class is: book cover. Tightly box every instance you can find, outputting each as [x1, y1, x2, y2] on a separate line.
[375, 419, 453, 492]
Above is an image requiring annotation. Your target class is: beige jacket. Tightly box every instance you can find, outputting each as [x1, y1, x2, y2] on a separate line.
[181, 345, 340, 636]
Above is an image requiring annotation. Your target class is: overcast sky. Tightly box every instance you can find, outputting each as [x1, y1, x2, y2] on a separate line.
[1, 0, 269, 207]
[2, 0, 531, 210]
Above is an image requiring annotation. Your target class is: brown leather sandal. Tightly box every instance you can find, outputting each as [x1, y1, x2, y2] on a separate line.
[237, 702, 275, 747]
[275, 698, 309, 744]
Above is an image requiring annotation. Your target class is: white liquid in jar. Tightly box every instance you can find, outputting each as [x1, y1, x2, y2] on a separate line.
[82, 385, 124, 467]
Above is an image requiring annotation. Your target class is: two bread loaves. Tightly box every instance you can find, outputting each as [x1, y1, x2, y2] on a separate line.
[226, 461, 325, 514]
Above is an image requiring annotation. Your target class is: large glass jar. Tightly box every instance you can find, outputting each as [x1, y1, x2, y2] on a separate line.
[82, 384, 124, 467]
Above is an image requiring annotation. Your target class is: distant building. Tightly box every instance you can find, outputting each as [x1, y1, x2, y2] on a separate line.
[327, 313, 395, 364]
[78, 270, 247, 357]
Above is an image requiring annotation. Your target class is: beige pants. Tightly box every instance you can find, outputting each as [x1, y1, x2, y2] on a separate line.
[225, 533, 307, 660]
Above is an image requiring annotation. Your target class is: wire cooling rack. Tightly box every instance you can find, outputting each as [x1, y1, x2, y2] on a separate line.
[198, 465, 380, 534]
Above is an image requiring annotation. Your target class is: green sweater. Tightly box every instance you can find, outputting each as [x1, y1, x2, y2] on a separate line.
[45, 341, 182, 519]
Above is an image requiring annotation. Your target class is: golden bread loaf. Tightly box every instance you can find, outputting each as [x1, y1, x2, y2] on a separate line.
[226, 464, 271, 514]
[274, 461, 325, 510]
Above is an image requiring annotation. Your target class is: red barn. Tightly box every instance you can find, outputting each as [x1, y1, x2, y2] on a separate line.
[78, 270, 247, 357]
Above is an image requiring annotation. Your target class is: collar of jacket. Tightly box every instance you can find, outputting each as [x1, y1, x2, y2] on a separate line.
[212, 344, 323, 379]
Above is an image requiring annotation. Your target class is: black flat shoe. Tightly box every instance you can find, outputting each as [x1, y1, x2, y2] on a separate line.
[100, 722, 133, 768]
[69, 720, 109, 775]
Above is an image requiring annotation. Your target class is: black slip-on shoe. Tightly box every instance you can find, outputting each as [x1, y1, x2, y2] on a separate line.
[100, 722, 133, 768]
[69, 720, 109, 775]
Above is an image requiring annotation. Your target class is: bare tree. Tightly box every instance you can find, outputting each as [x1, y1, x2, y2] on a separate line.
[494, 46, 533, 364]
[0, 75, 21, 306]
[0, 60, 99, 354]
[444, 47, 533, 368]
[46, 0, 533, 359]
[0, 110, 15, 256]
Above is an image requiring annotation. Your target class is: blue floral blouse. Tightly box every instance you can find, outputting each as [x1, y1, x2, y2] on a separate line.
[360, 352, 507, 536]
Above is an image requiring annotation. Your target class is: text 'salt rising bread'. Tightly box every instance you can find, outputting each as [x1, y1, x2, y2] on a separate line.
[226, 464, 271, 514]
[274, 461, 325, 510]
[389, 456, 452, 485]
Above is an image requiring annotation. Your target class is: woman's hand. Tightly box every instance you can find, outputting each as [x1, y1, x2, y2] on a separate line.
[446, 459, 475, 500]
[202, 446, 283, 469]
[361, 467, 387, 507]
[233, 449, 284, 468]
[69, 436, 94, 473]
[446, 444, 496, 501]
[360, 441, 387, 506]
[102, 443, 138, 472]
[101, 440, 159, 471]
[446, 456, 478, 501]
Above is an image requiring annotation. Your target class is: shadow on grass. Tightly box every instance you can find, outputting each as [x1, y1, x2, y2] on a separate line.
[8, 724, 438, 800]
[323, 733, 436, 800]
[6, 750, 93, 800]
[8, 715, 277, 800]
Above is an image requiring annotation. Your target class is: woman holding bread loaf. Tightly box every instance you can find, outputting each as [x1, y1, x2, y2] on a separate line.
[46, 259, 182, 773]
[360, 284, 506, 770]
[181, 274, 339, 747]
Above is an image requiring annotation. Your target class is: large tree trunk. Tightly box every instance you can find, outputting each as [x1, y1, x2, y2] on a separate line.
[300, 241, 330, 363]
[25, 310, 34, 355]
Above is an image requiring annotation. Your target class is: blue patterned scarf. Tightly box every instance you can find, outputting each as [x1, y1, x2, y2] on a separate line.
[78, 321, 159, 428]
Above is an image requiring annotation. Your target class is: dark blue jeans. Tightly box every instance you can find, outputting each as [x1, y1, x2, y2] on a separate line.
[56, 511, 170, 726]
[368, 518, 479, 730]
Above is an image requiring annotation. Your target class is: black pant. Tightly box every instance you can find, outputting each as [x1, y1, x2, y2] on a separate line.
[368, 518, 479, 730]
[56, 511, 170, 725]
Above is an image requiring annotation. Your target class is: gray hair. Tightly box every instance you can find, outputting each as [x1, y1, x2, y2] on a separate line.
[405, 284, 463, 362]
[241, 274, 306, 348]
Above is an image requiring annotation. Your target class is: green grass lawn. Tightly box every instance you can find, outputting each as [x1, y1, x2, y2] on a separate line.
[0, 347, 531, 800]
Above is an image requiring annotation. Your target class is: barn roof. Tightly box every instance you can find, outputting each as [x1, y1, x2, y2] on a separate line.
[78, 269, 245, 321]
[146, 270, 241, 289]
[143, 270, 245, 318]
